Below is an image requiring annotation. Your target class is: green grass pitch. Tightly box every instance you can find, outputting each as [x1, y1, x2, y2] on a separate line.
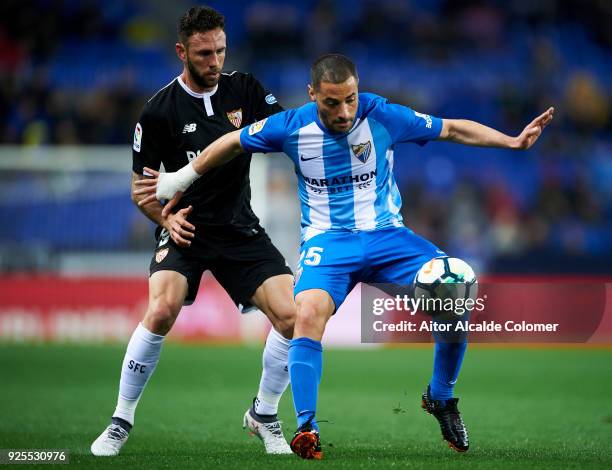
[1, 343, 611, 469]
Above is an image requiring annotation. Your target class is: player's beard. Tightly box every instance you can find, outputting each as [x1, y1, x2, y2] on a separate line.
[186, 57, 220, 90]
[319, 109, 353, 133]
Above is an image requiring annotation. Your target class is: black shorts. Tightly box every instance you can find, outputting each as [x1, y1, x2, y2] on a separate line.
[149, 226, 292, 309]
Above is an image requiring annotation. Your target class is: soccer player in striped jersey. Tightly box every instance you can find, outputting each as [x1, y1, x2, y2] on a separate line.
[135, 54, 554, 459]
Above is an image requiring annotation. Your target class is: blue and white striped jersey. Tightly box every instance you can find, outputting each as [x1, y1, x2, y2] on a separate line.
[240, 93, 442, 239]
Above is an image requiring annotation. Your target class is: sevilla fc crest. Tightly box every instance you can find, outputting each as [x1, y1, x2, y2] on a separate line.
[351, 141, 372, 163]
[155, 248, 169, 263]
[227, 108, 243, 128]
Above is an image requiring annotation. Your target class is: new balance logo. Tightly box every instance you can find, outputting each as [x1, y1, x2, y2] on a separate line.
[182, 123, 197, 133]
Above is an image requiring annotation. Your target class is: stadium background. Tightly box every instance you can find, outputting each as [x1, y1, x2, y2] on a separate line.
[0, 1, 611, 468]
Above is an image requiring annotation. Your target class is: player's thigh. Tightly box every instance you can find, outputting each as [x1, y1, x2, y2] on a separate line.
[294, 288, 335, 341]
[366, 227, 446, 285]
[142, 270, 188, 334]
[250, 273, 296, 337]
[210, 230, 292, 313]
[295, 231, 362, 314]
[148, 270, 189, 312]
[150, 237, 206, 307]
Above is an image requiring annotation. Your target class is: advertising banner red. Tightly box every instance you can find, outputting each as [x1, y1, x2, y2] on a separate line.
[0, 273, 248, 342]
[2, 275, 610, 344]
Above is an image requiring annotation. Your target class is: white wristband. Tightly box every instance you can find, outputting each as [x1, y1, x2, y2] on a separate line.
[156, 162, 200, 200]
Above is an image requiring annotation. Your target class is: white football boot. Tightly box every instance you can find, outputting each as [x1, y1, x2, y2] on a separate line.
[243, 408, 292, 454]
[91, 423, 129, 456]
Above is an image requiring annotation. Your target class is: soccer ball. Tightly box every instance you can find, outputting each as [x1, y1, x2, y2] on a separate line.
[413, 257, 478, 317]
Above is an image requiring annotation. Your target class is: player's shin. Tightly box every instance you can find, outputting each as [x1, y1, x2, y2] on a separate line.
[255, 327, 290, 416]
[288, 337, 323, 431]
[113, 323, 165, 425]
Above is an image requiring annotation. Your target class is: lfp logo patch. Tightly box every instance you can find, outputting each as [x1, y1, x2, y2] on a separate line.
[248, 118, 268, 135]
[351, 141, 372, 163]
[133, 122, 142, 152]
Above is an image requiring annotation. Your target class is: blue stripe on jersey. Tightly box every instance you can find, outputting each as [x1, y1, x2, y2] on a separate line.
[324, 134, 355, 228]
[389, 170, 404, 221]
[369, 118, 394, 227]
[296, 164, 311, 228]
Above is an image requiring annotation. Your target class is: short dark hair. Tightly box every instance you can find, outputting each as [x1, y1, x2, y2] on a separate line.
[310, 54, 358, 90]
[178, 6, 225, 44]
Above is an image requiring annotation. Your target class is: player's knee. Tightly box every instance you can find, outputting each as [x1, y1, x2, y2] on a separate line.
[295, 298, 327, 337]
[143, 297, 182, 335]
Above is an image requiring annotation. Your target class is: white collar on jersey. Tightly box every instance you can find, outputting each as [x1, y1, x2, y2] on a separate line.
[176, 75, 218, 98]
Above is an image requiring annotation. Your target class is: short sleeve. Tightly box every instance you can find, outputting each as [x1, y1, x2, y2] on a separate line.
[239, 111, 288, 154]
[245, 73, 284, 120]
[376, 100, 442, 146]
[132, 107, 167, 174]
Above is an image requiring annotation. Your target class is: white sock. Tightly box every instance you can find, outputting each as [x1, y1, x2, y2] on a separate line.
[255, 327, 290, 416]
[113, 323, 165, 425]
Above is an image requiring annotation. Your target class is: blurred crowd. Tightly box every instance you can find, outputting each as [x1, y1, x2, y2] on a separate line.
[401, 173, 608, 273]
[0, 0, 147, 144]
[0, 0, 610, 272]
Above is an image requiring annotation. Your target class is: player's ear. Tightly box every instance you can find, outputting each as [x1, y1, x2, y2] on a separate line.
[307, 84, 316, 102]
[175, 42, 187, 62]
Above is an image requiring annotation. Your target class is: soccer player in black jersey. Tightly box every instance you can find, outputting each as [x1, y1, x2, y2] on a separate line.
[91, 6, 295, 456]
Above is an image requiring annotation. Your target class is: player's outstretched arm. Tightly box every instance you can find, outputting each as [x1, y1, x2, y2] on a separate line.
[134, 129, 244, 216]
[439, 107, 554, 150]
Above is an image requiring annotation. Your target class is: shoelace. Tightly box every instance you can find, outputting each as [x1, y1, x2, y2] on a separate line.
[263, 421, 284, 438]
[297, 416, 331, 435]
[451, 415, 468, 438]
[106, 425, 129, 441]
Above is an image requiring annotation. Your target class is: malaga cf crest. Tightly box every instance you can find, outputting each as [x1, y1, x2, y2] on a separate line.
[226, 108, 243, 128]
[351, 141, 372, 163]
